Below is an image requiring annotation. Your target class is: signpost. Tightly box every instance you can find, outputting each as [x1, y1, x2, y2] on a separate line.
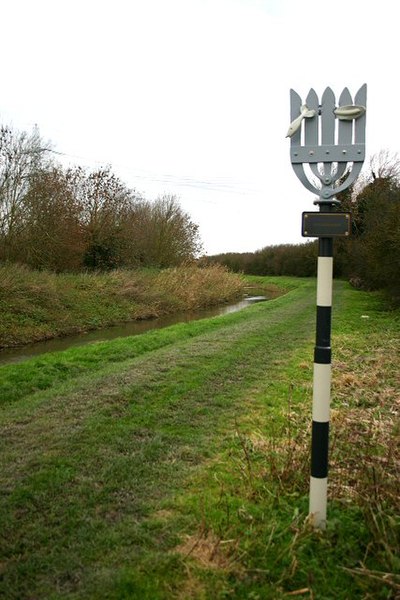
[287, 85, 367, 528]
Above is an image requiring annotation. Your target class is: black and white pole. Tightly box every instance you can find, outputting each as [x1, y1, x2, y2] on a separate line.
[310, 233, 333, 528]
[287, 85, 367, 528]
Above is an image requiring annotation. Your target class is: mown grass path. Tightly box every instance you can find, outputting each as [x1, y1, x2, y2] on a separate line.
[1, 279, 398, 599]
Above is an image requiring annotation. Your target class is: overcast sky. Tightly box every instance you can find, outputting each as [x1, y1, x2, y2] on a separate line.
[1, 0, 399, 255]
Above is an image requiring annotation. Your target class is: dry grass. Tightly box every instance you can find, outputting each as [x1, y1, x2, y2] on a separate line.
[250, 332, 400, 510]
[249, 331, 400, 595]
[330, 337, 400, 504]
[155, 264, 245, 311]
[175, 527, 244, 599]
[176, 530, 239, 571]
[175, 327, 400, 597]
[0, 263, 245, 347]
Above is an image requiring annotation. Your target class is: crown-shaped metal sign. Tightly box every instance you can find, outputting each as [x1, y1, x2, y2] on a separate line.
[287, 85, 367, 203]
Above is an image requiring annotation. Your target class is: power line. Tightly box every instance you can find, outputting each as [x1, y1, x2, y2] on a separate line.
[48, 148, 265, 196]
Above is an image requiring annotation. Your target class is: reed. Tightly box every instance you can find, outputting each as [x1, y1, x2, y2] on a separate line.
[0, 263, 245, 348]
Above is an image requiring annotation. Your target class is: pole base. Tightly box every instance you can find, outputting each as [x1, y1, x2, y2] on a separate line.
[309, 476, 328, 529]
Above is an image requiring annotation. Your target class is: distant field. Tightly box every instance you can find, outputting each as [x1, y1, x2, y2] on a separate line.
[0, 278, 398, 599]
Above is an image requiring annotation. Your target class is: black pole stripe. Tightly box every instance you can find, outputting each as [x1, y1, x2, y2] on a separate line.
[311, 421, 330, 478]
[318, 237, 334, 258]
[316, 305, 332, 346]
[314, 346, 331, 364]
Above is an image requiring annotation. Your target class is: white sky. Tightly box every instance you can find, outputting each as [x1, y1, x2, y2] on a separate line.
[1, 0, 399, 255]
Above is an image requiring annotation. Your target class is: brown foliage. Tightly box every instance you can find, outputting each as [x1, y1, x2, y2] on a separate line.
[0, 123, 203, 271]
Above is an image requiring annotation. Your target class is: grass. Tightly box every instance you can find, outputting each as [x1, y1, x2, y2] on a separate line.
[0, 263, 247, 348]
[0, 277, 398, 598]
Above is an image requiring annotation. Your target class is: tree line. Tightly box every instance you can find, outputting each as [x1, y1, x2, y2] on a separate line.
[0, 124, 202, 272]
[335, 151, 400, 301]
[206, 151, 400, 304]
[205, 242, 319, 278]
[2, 123, 398, 302]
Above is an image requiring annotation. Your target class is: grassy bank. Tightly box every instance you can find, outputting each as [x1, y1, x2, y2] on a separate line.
[0, 264, 248, 348]
[0, 278, 398, 598]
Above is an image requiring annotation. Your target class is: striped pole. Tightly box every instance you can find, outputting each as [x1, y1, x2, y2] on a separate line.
[309, 235, 333, 529]
[287, 85, 367, 529]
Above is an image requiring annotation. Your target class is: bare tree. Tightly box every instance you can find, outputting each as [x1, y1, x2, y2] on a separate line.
[21, 167, 84, 271]
[369, 149, 400, 181]
[144, 195, 202, 267]
[0, 124, 52, 260]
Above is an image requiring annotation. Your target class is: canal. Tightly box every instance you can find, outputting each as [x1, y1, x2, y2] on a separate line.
[0, 291, 273, 366]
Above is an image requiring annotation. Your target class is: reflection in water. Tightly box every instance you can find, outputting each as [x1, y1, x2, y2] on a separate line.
[0, 291, 272, 366]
